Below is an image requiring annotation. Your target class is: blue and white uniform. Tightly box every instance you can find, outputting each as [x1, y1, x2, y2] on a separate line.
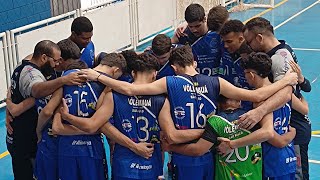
[262, 102, 296, 180]
[80, 41, 95, 68]
[34, 72, 60, 180]
[166, 74, 220, 180]
[191, 31, 224, 76]
[58, 69, 107, 180]
[112, 92, 165, 180]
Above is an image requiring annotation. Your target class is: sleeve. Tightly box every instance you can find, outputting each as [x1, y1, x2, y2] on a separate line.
[201, 123, 218, 144]
[299, 77, 311, 92]
[19, 66, 46, 98]
[271, 49, 292, 82]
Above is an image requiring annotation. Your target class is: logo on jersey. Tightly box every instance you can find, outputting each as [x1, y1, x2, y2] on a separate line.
[122, 119, 132, 132]
[65, 94, 72, 107]
[174, 106, 185, 119]
[273, 117, 282, 130]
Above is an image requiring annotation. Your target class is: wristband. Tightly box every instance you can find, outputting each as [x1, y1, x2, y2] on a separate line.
[96, 73, 102, 81]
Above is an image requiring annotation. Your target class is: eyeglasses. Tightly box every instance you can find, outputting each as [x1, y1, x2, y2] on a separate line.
[45, 54, 61, 62]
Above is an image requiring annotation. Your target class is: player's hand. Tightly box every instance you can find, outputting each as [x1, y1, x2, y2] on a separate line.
[288, 125, 296, 135]
[60, 98, 70, 121]
[237, 108, 264, 130]
[174, 22, 188, 38]
[79, 69, 101, 81]
[6, 108, 14, 135]
[283, 70, 298, 86]
[217, 137, 233, 156]
[133, 142, 154, 159]
[62, 72, 84, 86]
[289, 61, 304, 83]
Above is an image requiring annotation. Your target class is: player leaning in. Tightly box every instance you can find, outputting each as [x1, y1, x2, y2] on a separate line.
[56, 53, 203, 179]
[79, 45, 298, 180]
[162, 52, 297, 180]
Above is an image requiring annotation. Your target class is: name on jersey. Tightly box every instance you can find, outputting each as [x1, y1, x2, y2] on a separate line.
[183, 84, 208, 94]
[128, 98, 151, 107]
[224, 124, 239, 134]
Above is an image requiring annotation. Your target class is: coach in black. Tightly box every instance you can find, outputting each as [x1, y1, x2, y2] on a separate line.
[6, 40, 82, 180]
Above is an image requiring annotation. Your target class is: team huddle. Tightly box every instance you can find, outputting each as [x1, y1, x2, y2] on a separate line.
[5, 3, 312, 180]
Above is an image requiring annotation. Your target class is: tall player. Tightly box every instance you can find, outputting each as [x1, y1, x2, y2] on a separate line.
[54, 53, 126, 180]
[34, 39, 82, 180]
[79, 46, 298, 179]
[68, 16, 96, 68]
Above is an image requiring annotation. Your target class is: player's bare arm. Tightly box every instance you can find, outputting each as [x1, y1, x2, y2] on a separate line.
[159, 98, 204, 144]
[61, 91, 114, 134]
[219, 71, 297, 103]
[100, 122, 154, 159]
[79, 68, 167, 95]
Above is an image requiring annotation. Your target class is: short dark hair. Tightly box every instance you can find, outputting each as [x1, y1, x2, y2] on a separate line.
[65, 60, 88, 70]
[130, 53, 159, 73]
[219, 19, 244, 36]
[100, 53, 127, 73]
[207, 5, 229, 32]
[120, 50, 139, 74]
[185, 4, 205, 23]
[96, 52, 108, 65]
[169, 45, 194, 67]
[243, 17, 274, 35]
[57, 39, 81, 60]
[33, 40, 60, 58]
[151, 34, 171, 56]
[241, 52, 272, 78]
[71, 16, 93, 35]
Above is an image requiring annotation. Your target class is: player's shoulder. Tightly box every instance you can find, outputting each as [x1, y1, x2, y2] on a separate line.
[62, 69, 79, 76]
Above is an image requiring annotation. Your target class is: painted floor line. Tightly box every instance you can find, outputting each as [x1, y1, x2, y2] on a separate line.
[312, 135, 320, 138]
[309, 159, 320, 164]
[292, 48, 320, 51]
[274, 0, 320, 30]
[0, 151, 9, 159]
[243, 0, 288, 24]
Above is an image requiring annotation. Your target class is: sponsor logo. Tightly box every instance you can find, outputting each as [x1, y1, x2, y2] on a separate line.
[174, 107, 185, 119]
[122, 119, 132, 132]
[65, 94, 72, 107]
[129, 163, 152, 170]
[71, 140, 92, 146]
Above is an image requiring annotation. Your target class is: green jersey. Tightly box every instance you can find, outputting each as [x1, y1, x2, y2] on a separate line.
[207, 115, 262, 180]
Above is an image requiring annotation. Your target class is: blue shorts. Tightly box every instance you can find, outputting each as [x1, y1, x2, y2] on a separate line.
[172, 160, 214, 180]
[263, 173, 295, 180]
[113, 177, 154, 180]
[58, 156, 107, 180]
[34, 150, 58, 180]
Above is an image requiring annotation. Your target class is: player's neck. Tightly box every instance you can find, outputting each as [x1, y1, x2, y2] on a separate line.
[255, 78, 272, 88]
[264, 37, 280, 53]
[182, 66, 198, 76]
[132, 73, 154, 84]
[29, 58, 42, 68]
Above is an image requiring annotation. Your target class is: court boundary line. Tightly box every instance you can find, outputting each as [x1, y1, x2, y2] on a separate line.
[0, 151, 9, 159]
[274, 0, 320, 30]
[309, 160, 320, 164]
[243, 0, 288, 24]
[292, 48, 320, 51]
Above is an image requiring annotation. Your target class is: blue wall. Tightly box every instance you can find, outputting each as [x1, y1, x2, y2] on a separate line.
[0, 0, 51, 33]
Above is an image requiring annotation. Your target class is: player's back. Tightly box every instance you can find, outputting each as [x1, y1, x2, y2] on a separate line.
[111, 91, 165, 179]
[80, 41, 95, 68]
[166, 74, 219, 165]
[59, 69, 105, 159]
[191, 31, 223, 76]
[263, 102, 296, 177]
[207, 115, 262, 180]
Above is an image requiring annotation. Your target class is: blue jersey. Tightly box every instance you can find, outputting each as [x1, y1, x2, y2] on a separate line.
[262, 102, 296, 177]
[156, 61, 175, 79]
[59, 69, 105, 159]
[80, 41, 95, 68]
[220, 50, 253, 111]
[166, 74, 219, 165]
[112, 92, 165, 179]
[191, 31, 223, 76]
[36, 72, 59, 156]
